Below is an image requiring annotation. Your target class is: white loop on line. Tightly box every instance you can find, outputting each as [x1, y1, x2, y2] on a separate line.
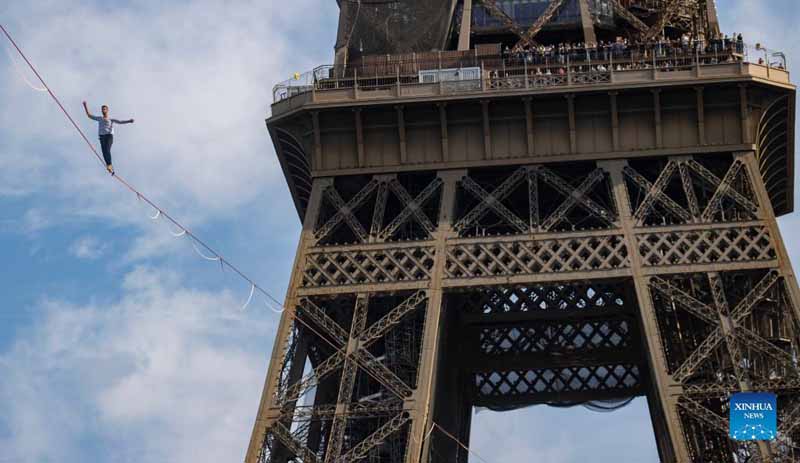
[170, 227, 186, 237]
[424, 425, 436, 441]
[264, 298, 285, 314]
[240, 284, 255, 311]
[3, 42, 47, 92]
[191, 239, 220, 261]
[149, 209, 161, 220]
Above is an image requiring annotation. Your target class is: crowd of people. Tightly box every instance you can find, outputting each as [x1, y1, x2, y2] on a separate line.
[481, 31, 790, 82]
[480, 32, 791, 86]
[500, 33, 750, 67]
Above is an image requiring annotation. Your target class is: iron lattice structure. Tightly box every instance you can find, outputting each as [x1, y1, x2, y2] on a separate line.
[247, 1, 799, 462]
[334, 0, 722, 63]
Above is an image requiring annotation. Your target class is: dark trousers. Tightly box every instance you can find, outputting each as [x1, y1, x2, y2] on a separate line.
[99, 134, 114, 166]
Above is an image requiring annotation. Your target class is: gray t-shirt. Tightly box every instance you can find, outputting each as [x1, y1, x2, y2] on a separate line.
[89, 115, 127, 136]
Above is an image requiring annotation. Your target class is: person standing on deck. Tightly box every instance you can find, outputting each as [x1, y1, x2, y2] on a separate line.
[82, 101, 134, 175]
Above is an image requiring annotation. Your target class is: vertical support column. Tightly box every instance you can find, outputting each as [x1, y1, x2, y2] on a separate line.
[652, 89, 663, 148]
[599, 160, 691, 463]
[738, 151, 800, 322]
[696, 87, 707, 145]
[739, 84, 753, 144]
[311, 111, 323, 170]
[406, 169, 465, 463]
[397, 105, 408, 164]
[457, 0, 472, 51]
[577, 0, 597, 46]
[566, 94, 577, 154]
[610, 92, 620, 151]
[438, 103, 449, 162]
[523, 97, 535, 157]
[354, 108, 365, 167]
[705, 0, 721, 38]
[481, 100, 492, 159]
[245, 177, 332, 463]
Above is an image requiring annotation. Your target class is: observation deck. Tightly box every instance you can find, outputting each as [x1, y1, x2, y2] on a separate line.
[266, 43, 795, 221]
[272, 45, 791, 113]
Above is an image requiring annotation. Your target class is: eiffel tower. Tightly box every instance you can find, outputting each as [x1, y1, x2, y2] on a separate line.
[246, 1, 800, 461]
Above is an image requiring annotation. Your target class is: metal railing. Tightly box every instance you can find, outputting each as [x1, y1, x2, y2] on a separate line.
[272, 41, 787, 103]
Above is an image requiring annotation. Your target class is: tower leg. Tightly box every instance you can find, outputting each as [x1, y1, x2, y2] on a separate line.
[405, 170, 464, 463]
[601, 160, 692, 463]
[428, 303, 471, 463]
[738, 151, 800, 322]
[245, 178, 330, 463]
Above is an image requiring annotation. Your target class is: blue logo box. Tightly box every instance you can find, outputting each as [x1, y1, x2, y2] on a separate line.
[729, 392, 777, 441]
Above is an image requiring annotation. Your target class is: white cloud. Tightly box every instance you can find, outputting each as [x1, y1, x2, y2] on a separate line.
[0, 266, 277, 463]
[20, 208, 50, 234]
[69, 235, 108, 259]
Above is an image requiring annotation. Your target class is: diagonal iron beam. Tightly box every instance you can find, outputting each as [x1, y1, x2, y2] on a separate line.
[608, 0, 648, 33]
[538, 167, 608, 214]
[688, 160, 759, 220]
[731, 271, 781, 323]
[670, 271, 783, 383]
[707, 273, 749, 387]
[271, 420, 321, 463]
[650, 277, 720, 325]
[338, 413, 411, 463]
[281, 350, 347, 406]
[379, 178, 442, 241]
[352, 348, 414, 399]
[360, 290, 428, 347]
[644, 0, 682, 41]
[678, 397, 729, 435]
[314, 181, 378, 244]
[678, 161, 701, 217]
[512, 0, 568, 52]
[624, 163, 693, 224]
[455, 170, 529, 233]
[281, 336, 411, 409]
[673, 328, 726, 383]
[539, 168, 616, 230]
[479, 0, 534, 48]
[737, 326, 799, 371]
[780, 401, 800, 435]
[298, 298, 350, 347]
[689, 160, 754, 209]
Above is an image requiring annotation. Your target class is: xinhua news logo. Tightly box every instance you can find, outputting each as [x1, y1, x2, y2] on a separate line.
[729, 392, 777, 441]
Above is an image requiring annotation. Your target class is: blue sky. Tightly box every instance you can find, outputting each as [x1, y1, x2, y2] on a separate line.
[0, 1, 798, 462]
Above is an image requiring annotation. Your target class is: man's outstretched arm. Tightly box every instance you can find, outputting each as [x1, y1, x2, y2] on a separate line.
[111, 118, 135, 124]
[82, 101, 97, 120]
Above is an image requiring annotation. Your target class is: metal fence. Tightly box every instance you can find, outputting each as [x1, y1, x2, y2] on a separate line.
[272, 42, 786, 103]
